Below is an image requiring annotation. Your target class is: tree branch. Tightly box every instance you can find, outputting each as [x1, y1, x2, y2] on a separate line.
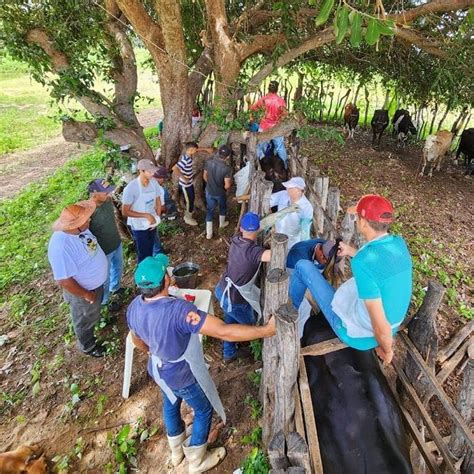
[238, 34, 286, 61]
[188, 46, 214, 105]
[394, 28, 448, 58]
[228, 117, 303, 144]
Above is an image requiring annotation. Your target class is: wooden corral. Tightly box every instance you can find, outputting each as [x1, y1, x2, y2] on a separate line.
[242, 132, 473, 473]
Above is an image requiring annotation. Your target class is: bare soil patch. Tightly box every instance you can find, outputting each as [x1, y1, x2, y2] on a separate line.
[0, 128, 472, 472]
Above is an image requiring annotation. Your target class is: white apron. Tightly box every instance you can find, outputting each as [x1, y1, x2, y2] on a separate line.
[219, 264, 262, 323]
[151, 333, 226, 423]
[128, 180, 161, 230]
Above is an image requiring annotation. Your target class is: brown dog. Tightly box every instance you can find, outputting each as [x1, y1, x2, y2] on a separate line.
[0, 445, 47, 474]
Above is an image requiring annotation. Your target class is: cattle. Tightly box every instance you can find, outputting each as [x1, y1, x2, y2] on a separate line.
[260, 151, 288, 193]
[301, 314, 412, 474]
[420, 130, 454, 177]
[455, 128, 474, 174]
[392, 109, 417, 146]
[344, 103, 360, 139]
[371, 109, 389, 146]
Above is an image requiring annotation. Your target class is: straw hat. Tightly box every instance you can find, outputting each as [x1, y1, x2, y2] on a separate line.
[53, 200, 96, 231]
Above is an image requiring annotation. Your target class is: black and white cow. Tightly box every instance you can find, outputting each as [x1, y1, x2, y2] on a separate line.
[392, 109, 417, 146]
[455, 128, 474, 174]
[371, 109, 389, 147]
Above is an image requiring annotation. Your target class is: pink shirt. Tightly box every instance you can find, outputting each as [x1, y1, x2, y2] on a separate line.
[250, 93, 286, 131]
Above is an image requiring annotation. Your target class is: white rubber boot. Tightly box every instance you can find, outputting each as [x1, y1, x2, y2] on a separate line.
[219, 215, 229, 228]
[182, 438, 226, 473]
[206, 221, 213, 240]
[167, 431, 187, 467]
[184, 211, 198, 226]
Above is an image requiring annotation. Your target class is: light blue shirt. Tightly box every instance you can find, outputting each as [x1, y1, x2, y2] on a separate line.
[332, 234, 412, 338]
[48, 229, 108, 290]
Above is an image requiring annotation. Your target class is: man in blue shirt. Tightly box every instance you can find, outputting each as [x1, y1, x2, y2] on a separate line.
[127, 254, 275, 472]
[286, 238, 339, 273]
[290, 194, 412, 364]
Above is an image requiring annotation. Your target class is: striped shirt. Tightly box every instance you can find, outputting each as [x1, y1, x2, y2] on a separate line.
[177, 154, 193, 188]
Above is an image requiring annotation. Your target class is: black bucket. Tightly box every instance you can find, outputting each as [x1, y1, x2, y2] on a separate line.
[172, 262, 200, 289]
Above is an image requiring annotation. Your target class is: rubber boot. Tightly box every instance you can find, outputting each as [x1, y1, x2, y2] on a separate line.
[219, 215, 229, 228]
[184, 211, 198, 226]
[206, 221, 213, 240]
[167, 431, 187, 467]
[182, 438, 226, 473]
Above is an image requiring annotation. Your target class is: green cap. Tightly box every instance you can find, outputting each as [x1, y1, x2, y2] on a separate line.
[134, 254, 170, 288]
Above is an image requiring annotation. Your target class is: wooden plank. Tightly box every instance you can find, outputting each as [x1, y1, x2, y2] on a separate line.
[399, 332, 474, 452]
[294, 382, 306, 439]
[300, 338, 348, 357]
[299, 356, 324, 474]
[391, 360, 457, 473]
[268, 430, 289, 470]
[287, 431, 311, 473]
[436, 337, 471, 385]
[438, 320, 474, 364]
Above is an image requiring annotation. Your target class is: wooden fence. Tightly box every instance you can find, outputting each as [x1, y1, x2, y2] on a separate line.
[242, 133, 473, 473]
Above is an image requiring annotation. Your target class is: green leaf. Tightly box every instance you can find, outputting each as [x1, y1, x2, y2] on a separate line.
[349, 12, 363, 47]
[315, 0, 335, 26]
[334, 6, 350, 44]
[117, 424, 131, 444]
[32, 381, 40, 396]
[308, 0, 317, 5]
[377, 19, 395, 36]
[365, 18, 380, 45]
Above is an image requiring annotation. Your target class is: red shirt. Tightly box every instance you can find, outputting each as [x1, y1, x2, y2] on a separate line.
[250, 93, 286, 131]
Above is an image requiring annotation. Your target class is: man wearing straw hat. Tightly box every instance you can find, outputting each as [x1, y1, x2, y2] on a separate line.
[48, 201, 108, 357]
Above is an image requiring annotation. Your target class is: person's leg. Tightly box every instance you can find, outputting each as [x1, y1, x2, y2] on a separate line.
[174, 382, 213, 446]
[256, 141, 268, 160]
[205, 193, 218, 222]
[182, 185, 198, 225]
[215, 286, 238, 359]
[101, 252, 113, 305]
[272, 136, 288, 169]
[218, 194, 228, 227]
[161, 390, 185, 436]
[131, 229, 146, 263]
[187, 185, 195, 213]
[65, 287, 103, 352]
[152, 228, 162, 255]
[108, 243, 123, 294]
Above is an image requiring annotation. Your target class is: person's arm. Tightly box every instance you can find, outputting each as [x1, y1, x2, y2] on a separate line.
[224, 176, 232, 190]
[172, 162, 190, 184]
[154, 196, 162, 217]
[364, 299, 394, 364]
[203, 169, 208, 182]
[261, 249, 271, 262]
[130, 330, 150, 354]
[338, 241, 357, 258]
[57, 277, 97, 304]
[279, 104, 288, 120]
[200, 314, 275, 341]
[122, 204, 156, 225]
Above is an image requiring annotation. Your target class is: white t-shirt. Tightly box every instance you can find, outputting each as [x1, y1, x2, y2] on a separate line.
[270, 191, 314, 249]
[48, 230, 108, 290]
[122, 178, 163, 230]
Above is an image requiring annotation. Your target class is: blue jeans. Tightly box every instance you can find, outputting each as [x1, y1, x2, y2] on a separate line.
[102, 243, 124, 304]
[205, 192, 227, 222]
[215, 285, 256, 359]
[257, 136, 288, 169]
[289, 260, 379, 350]
[131, 228, 161, 263]
[179, 184, 195, 212]
[161, 382, 213, 446]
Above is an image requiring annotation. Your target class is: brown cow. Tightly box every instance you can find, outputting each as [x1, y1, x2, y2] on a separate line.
[344, 103, 360, 139]
[420, 130, 454, 177]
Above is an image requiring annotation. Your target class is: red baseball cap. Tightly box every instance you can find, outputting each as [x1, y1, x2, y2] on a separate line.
[347, 194, 394, 223]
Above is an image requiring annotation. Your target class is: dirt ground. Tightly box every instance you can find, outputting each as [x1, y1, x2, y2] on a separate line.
[0, 127, 472, 472]
[0, 109, 161, 201]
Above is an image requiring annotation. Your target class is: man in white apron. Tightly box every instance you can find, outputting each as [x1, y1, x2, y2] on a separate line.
[215, 212, 272, 362]
[269, 177, 314, 250]
[289, 194, 412, 364]
[127, 253, 275, 473]
[121, 159, 163, 262]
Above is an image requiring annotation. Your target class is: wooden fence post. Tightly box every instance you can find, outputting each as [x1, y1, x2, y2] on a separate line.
[313, 176, 329, 237]
[270, 233, 289, 271]
[262, 268, 290, 446]
[249, 170, 273, 216]
[273, 303, 300, 436]
[325, 186, 340, 240]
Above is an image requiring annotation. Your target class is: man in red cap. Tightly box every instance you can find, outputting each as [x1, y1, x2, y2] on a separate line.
[290, 194, 412, 364]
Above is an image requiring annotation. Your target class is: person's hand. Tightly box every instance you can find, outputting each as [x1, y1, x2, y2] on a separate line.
[338, 241, 357, 258]
[146, 213, 157, 225]
[375, 346, 394, 365]
[83, 290, 96, 305]
[265, 315, 276, 336]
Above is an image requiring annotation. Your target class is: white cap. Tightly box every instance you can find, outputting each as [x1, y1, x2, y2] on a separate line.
[282, 177, 306, 190]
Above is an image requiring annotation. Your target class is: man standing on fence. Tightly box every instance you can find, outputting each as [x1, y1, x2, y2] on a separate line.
[289, 194, 412, 364]
[126, 253, 276, 472]
[203, 144, 233, 239]
[215, 212, 272, 362]
[248, 80, 289, 169]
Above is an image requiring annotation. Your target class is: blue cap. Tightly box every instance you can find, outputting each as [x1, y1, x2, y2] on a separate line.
[241, 212, 260, 231]
[88, 178, 116, 194]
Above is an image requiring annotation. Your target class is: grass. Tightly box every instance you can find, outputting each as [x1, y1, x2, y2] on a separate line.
[0, 149, 105, 293]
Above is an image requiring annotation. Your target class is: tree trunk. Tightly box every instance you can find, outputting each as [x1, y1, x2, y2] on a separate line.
[429, 103, 439, 135]
[364, 87, 370, 127]
[437, 101, 451, 131]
